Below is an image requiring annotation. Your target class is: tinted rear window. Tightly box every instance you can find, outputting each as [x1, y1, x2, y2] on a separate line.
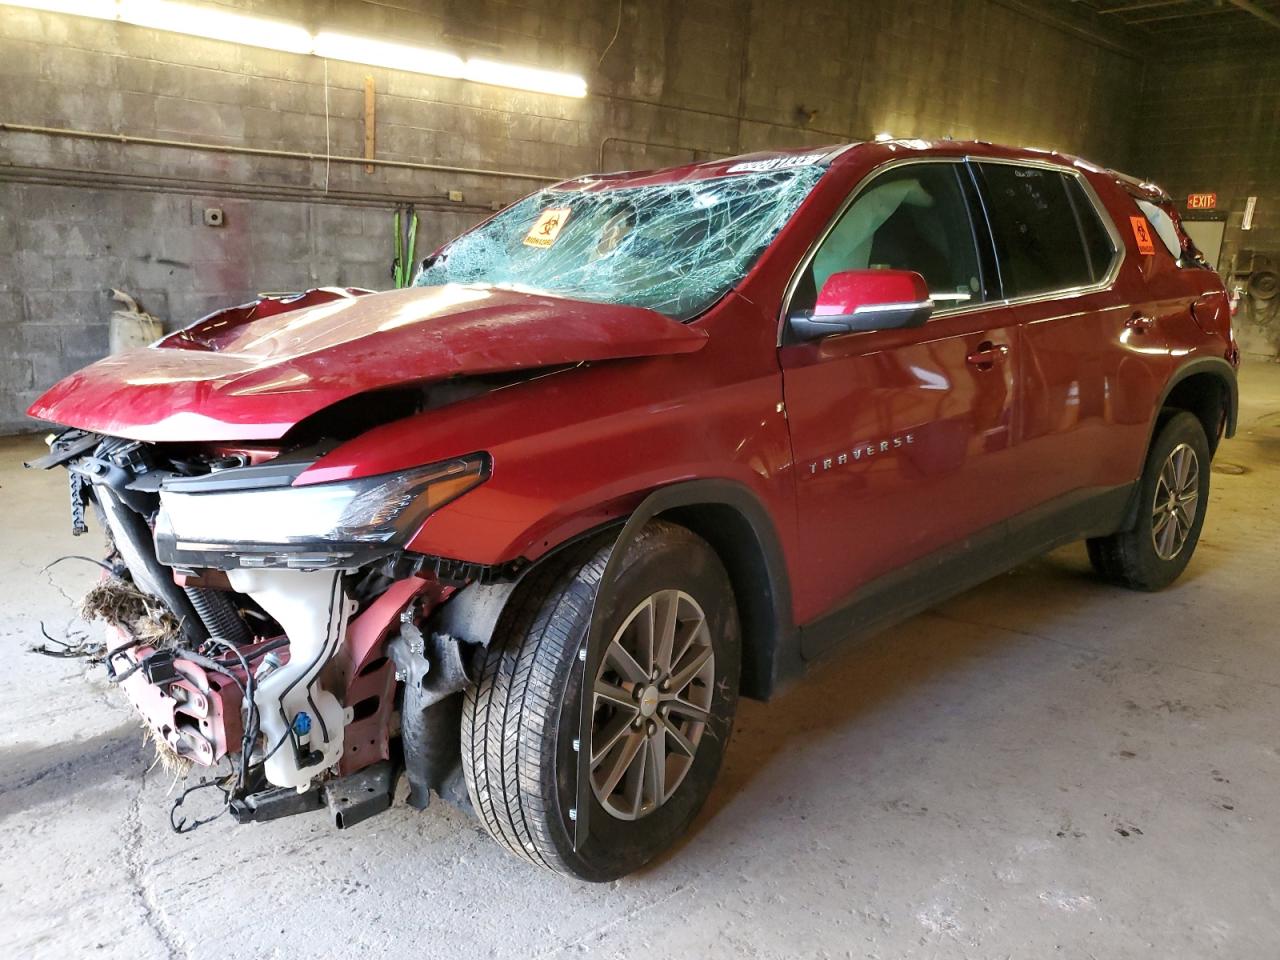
[978, 163, 1094, 297]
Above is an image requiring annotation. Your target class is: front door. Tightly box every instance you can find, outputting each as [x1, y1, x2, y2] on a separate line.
[779, 159, 1022, 633]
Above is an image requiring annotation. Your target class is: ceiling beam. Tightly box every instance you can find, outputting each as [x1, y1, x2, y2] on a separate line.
[992, 0, 1146, 56]
[1096, 0, 1191, 14]
[1224, 0, 1280, 30]
[1130, 7, 1238, 23]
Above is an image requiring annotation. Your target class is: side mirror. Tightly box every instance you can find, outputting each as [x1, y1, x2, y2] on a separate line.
[790, 269, 933, 341]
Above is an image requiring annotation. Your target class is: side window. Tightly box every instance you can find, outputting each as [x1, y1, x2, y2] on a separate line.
[977, 163, 1094, 297]
[1063, 175, 1118, 283]
[790, 163, 986, 317]
[1134, 198, 1183, 261]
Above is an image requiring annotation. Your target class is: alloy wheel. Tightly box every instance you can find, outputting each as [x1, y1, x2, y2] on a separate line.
[589, 589, 715, 820]
[1151, 441, 1200, 561]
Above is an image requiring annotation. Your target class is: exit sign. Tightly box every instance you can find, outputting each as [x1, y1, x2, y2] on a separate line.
[1187, 193, 1217, 210]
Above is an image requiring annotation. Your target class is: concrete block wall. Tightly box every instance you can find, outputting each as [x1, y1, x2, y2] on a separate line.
[1135, 37, 1280, 358]
[0, 0, 1143, 432]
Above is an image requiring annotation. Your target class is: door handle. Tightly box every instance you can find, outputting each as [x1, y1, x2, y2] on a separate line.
[965, 341, 1009, 369]
[1126, 313, 1155, 333]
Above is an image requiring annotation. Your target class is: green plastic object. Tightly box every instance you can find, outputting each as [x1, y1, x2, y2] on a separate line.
[392, 205, 419, 289]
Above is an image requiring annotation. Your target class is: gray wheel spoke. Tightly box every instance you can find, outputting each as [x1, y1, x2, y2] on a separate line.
[594, 678, 636, 711]
[660, 715, 697, 757]
[629, 742, 650, 814]
[605, 638, 647, 684]
[646, 728, 667, 804]
[667, 644, 712, 695]
[598, 729, 645, 798]
[665, 697, 711, 724]
[591, 711, 638, 765]
[1159, 512, 1178, 556]
[1182, 462, 1199, 494]
[1174, 447, 1191, 488]
[634, 597, 656, 674]
[670, 618, 702, 674]
[624, 734, 647, 816]
[1153, 511, 1172, 538]
[653, 591, 679, 675]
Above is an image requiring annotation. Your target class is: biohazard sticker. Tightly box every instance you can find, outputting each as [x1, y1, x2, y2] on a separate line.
[1130, 216, 1156, 256]
[524, 207, 571, 248]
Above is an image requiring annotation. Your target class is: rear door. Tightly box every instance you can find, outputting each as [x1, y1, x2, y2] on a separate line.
[972, 160, 1171, 513]
[779, 159, 1022, 631]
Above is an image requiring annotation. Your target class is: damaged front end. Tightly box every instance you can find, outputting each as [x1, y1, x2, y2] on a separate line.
[32, 428, 488, 831]
[25, 280, 707, 837]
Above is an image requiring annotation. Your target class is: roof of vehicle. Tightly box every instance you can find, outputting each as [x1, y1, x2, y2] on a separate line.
[552, 143, 856, 191]
[551, 138, 1167, 200]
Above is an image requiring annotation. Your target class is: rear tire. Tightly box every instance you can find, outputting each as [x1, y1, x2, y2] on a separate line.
[1086, 411, 1211, 591]
[461, 520, 740, 881]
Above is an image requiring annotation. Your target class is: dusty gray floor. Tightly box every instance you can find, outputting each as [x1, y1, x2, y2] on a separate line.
[2, 362, 1278, 960]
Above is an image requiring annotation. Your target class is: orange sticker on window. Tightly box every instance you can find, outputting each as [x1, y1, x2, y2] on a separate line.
[524, 207, 571, 248]
[1130, 216, 1156, 256]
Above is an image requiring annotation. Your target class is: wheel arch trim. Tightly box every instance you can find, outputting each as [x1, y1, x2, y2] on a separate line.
[1156, 355, 1238, 442]
[621, 479, 798, 703]
[432, 478, 798, 700]
[1118, 357, 1235, 532]
[571, 477, 796, 850]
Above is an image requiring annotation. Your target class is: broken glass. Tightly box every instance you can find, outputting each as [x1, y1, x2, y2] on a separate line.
[416, 164, 829, 321]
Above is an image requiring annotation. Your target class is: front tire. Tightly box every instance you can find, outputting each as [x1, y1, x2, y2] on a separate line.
[1087, 411, 1211, 590]
[461, 521, 740, 881]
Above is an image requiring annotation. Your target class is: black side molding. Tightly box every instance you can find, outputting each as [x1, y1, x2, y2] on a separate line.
[798, 483, 1134, 662]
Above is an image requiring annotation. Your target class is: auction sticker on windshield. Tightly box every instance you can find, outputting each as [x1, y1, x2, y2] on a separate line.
[525, 207, 572, 248]
[727, 151, 827, 174]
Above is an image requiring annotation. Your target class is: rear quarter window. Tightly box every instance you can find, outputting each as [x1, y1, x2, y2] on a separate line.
[1134, 198, 1183, 261]
[977, 163, 1100, 297]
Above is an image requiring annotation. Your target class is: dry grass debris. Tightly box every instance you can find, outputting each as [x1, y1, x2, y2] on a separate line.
[78, 577, 181, 646]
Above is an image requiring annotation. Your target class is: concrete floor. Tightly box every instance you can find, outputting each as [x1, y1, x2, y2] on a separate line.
[2, 362, 1278, 960]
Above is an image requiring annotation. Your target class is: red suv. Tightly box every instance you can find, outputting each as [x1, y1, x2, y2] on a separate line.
[29, 140, 1238, 880]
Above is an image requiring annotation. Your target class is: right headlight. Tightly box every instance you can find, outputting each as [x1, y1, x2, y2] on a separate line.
[154, 453, 489, 569]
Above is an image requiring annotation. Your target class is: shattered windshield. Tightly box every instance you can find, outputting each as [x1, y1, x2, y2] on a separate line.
[416, 163, 829, 321]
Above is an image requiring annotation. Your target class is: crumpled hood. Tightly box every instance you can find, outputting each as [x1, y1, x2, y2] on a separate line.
[28, 284, 708, 442]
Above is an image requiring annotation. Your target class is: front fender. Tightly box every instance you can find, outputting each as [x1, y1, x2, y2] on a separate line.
[301, 346, 796, 570]
[433, 476, 798, 703]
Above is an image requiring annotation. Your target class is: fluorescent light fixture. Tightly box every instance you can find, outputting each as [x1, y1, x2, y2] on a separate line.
[2, 0, 114, 16]
[117, 0, 313, 54]
[463, 58, 587, 98]
[874, 132, 893, 141]
[313, 30, 463, 78]
[3, 0, 589, 97]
